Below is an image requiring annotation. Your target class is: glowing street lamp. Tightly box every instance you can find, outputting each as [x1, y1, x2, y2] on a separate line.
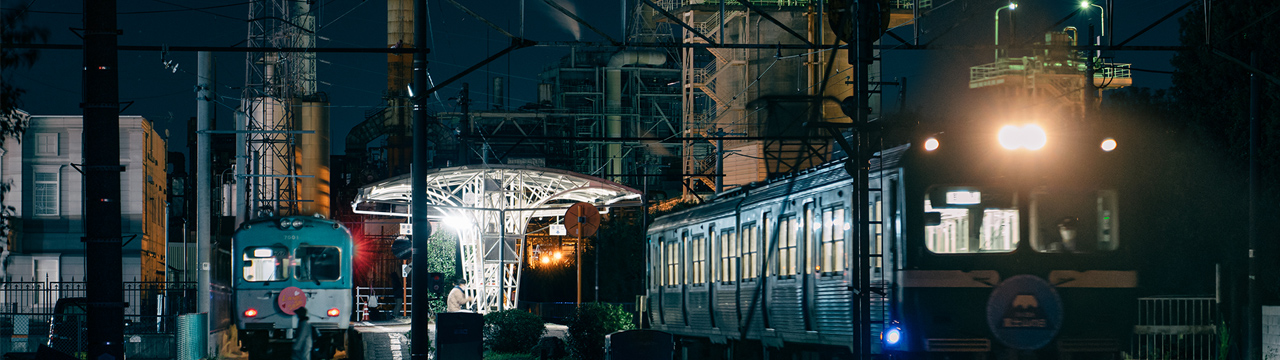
[1080, 1, 1105, 39]
[994, 3, 1018, 61]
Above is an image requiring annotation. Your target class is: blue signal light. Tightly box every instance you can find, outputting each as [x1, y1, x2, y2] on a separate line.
[883, 323, 904, 348]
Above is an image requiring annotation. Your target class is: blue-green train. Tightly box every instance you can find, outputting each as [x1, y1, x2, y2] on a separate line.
[233, 215, 353, 359]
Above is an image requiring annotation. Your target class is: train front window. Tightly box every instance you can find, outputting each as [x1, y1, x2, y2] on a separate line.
[243, 246, 288, 281]
[295, 245, 342, 282]
[923, 187, 1019, 254]
[1030, 188, 1119, 253]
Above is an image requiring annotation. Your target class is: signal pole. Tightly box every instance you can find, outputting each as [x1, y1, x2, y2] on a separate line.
[410, 0, 432, 358]
[83, 1, 125, 360]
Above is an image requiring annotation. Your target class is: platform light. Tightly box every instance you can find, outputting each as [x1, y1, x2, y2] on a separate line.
[924, 137, 940, 151]
[541, 256, 550, 265]
[554, 251, 563, 260]
[243, 308, 258, 318]
[1101, 138, 1117, 152]
[998, 124, 1047, 150]
[443, 215, 471, 229]
[327, 308, 340, 317]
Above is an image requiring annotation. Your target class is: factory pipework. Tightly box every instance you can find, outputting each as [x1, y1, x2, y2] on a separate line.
[606, 50, 666, 180]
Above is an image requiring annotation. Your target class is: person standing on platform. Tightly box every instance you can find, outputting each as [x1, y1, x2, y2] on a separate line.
[447, 278, 474, 312]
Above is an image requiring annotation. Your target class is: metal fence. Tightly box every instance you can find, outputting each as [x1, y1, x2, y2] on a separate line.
[357, 286, 413, 321]
[1131, 296, 1220, 360]
[0, 279, 197, 359]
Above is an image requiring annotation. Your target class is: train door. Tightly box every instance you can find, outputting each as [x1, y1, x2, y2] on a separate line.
[801, 201, 816, 331]
[651, 234, 664, 327]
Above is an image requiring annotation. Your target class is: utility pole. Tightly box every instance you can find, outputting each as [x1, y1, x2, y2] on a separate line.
[853, 1, 875, 358]
[1085, 25, 1096, 126]
[1247, 51, 1260, 360]
[83, 1, 125, 360]
[410, 0, 432, 358]
[196, 51, 214, 356]
[458, 82, 470, 166]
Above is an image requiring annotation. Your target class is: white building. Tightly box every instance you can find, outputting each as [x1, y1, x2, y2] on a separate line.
[0, 114, 168, 284]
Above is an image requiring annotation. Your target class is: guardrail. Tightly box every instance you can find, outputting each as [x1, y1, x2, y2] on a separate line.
[1131, 296, 1219, 360]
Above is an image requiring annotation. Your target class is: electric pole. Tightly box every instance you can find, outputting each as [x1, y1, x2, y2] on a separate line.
[410, 0, 432, 359]
[83, 1, 125, 360]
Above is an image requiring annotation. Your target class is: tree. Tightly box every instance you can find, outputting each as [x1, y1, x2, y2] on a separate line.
[0, 5, 49, 279]
[1168, 1, 1280, 356]
[425, 230, 461, 314]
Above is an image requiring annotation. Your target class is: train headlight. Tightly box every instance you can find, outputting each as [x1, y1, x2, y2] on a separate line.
[279, 218, 293, 229]
[998, 124, 1047, 150]
[1101, 138, 1117, 152]
[327, 308, 340, 317]
[291, 219, 305, 228]
[243, 308, 258, 318]
[924, 137, 940, 151]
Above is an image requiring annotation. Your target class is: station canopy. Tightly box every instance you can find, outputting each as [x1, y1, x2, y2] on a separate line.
[351, 164, 641, 311]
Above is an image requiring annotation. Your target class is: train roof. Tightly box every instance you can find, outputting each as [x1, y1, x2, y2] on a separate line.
[651, 143, 911, 228]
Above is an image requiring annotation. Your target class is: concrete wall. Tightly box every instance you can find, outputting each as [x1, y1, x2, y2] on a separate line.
[0, 115, 163, 283]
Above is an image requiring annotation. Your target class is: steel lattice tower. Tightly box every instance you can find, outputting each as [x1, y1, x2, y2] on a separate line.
[238, 0, 318, 219]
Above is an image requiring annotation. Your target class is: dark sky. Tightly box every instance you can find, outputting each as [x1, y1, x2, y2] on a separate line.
[3, 0, 1187, 156]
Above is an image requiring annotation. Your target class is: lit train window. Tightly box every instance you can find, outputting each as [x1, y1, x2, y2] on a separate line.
[691, 235, 707, 285]
[741, 224, 758, 280]
[720, 230, 738, 283]
[776, 216, 798, 276]
[243, 246, 289, 281]
[295, 246, 342, 282]
[1030, 188, 1119, 253]
[923, 186, 1019, 254]
[820, 207, 846, 274]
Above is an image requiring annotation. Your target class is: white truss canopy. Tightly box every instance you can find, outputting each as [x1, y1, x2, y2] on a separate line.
[352, 164, 642, 312]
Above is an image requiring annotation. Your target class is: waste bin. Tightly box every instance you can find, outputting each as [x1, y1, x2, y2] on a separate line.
[435, 312, 483, 360]
[605, 329, 674, 360]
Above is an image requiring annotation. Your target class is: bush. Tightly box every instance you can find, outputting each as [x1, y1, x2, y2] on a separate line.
[566, 303, 635, 360]
[483, 309, 547, 353]
[532, 336, 568, 360]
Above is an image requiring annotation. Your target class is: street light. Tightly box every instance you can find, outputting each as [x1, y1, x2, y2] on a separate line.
[994, 3, 1018, 61]
[1080, 1, 1105, 39]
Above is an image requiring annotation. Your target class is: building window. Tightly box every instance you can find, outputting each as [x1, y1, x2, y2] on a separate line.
[36, 133, 57, 155]
[34, 172, 59, 216]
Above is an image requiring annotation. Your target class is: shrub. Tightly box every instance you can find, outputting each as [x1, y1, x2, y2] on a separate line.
[566, 303, 635, 360]
[483, 309, 547, 353]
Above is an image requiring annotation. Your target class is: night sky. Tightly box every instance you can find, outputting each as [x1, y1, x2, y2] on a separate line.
[3, 0, 1187, 156]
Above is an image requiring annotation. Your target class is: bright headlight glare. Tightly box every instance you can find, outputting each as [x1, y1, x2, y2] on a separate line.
[924, 138, 940, 151]
[1024, 125, 1047, 150]
[998, 124, 1047, 150]
[1101, 138, 1117, 152]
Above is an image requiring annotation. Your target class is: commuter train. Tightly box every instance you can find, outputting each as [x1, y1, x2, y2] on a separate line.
[646, 126, 1135, 359]
[233, 215, 353, 359]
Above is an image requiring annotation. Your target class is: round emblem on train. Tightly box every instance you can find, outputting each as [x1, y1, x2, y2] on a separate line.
[985, 274, 1063, 350]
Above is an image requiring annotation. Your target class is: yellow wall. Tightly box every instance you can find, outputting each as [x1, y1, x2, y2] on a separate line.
[141, 120, 167, 283]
